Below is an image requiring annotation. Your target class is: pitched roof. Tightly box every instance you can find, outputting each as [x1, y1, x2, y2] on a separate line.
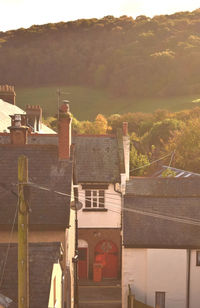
[123, 178, 200, 248]
[0, 242, 62, 308]
[0, 144, 72, 230]
[73, 135, 121, 183]
[126, 177, 200, 197]
[0, 99, 55, 134]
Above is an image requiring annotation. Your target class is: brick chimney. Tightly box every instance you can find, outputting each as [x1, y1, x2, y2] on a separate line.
[26, 105, 42, 132]
[122, 122, 130, 180]
[58, 101, 72, 160]
[0, 85, 16, 105]
[8, 114, 29, 145]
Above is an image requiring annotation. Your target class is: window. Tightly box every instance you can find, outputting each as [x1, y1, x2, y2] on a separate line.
[85, 190, 105, 208]
[196, 251, 200, 266]
[155, 292, 165, 308]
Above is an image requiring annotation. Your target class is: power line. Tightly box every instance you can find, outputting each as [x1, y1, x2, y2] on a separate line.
[14, 181, 200, 227]
[129, 152, 173, 173]
[0, 205, 17, 289]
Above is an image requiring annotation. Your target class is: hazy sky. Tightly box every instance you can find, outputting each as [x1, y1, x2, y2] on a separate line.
[0, 0, 199, 32]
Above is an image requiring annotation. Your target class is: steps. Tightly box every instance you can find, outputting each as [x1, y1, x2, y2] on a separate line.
[79, 280, 121, 308]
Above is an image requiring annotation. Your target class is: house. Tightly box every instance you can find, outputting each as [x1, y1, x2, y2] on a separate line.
[0, 242, 63, 308]
[122, 177, 200, 308]
[73, 123, 130, 280]
[0, 102, 76, 307]
[0, 85, 55, 134]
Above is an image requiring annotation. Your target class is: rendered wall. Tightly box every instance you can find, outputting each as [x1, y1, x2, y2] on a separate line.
[65, 207, 76, 308]
[122, 248, 188, 308]
[189, 250, 200, 308]
[78, 184, 121, 228]
[48, 263, 62, 308]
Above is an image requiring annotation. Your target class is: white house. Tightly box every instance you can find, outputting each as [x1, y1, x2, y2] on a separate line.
[122, 178, 200, 308]
[73, 123, 130, 280]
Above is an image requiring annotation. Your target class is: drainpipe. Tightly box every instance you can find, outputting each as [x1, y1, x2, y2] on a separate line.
[186, 249, 191, 308]
[114, 182, 124, 280]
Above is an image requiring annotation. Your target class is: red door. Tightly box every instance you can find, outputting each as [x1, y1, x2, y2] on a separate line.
[95, 240, 118, 279]
[78, 248, 88, 279]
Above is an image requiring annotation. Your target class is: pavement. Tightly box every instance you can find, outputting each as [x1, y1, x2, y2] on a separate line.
[78, 280, 122, 308]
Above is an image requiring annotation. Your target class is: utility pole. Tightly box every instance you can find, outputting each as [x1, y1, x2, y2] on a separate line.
[18, 155, 29, 308]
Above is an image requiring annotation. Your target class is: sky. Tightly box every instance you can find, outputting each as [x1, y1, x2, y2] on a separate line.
[0, 0, 199, 32]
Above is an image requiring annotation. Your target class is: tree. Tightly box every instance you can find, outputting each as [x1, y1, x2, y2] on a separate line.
[166, 119, 200, 172]
[130, 146, 149, 176]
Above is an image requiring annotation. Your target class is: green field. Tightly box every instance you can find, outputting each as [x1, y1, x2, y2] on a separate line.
[16, 85, 200, 120]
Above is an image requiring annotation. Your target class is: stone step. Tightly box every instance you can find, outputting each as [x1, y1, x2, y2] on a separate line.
[79, 285, 121, 301]
[79, 301, 121, 308]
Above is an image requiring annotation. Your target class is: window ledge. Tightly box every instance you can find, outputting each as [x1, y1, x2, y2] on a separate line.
[82, 208, 108, 212]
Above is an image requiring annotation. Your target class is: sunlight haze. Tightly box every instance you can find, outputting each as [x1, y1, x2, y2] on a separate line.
[0, 0, 199, 31]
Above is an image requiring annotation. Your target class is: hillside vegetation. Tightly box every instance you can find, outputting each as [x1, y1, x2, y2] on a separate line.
[16, 86, 200, 120]
[52, 107, 200, 176]
[1, 9, 200, 100]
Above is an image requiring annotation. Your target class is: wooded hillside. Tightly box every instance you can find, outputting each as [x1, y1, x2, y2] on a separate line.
[0, 9, 200, 98]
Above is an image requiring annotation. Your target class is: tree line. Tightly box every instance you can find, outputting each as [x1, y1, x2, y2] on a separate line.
[0, 9, 200, 98]
[44, 106, 200, 176]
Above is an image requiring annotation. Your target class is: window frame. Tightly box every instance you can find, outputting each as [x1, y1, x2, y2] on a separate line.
[196, 251, 200, 266]
[85, 189, 105, 209]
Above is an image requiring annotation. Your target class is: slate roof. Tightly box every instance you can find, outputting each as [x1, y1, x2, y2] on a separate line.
[0, 145, 72, 230]
[123, 178, 200, 248]
[73, 135, 121, 183]
[0, 99, 55, 134]
[0, 242, 62, 308]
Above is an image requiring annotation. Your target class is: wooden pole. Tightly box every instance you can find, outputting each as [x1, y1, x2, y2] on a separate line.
[18, 155, 29, 308]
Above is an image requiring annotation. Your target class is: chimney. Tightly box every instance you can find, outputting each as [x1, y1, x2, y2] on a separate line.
[123, 122, 128, 136]
[26, 105, 42, 132]
[8, 114, 29, 145]
[0, 85, 16, 105]
[58, 101, 72, 160]
[122, 122, 130, 180]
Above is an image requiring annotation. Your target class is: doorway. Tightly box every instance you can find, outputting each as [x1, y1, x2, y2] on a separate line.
[95, 240, 118, 279]
[78, 239, 88, 279]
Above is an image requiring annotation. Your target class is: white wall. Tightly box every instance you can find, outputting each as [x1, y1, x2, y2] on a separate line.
[48, 263, 62, 308]
[122, 248, 147, 307]
[78, 184, 121, 228]
[146, 249, 187, 308]
[122, 248, 188, 308]
[189, 250, 200, 308]
[123, 135, 130, 180]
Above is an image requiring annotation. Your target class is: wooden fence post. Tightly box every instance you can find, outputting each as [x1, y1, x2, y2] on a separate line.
[128, 284, 135, 308]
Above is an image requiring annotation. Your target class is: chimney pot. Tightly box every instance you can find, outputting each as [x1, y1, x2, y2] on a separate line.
[0, 84, 16, 105]
[8, 114, 29, 145]
[59, 102, 70, 113]
[26, 104, 42, 132]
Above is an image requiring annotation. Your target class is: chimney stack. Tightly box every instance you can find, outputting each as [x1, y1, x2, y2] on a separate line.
[0, 85, 16, 105]
[58, 101, 72, 160]
[26, 105, 42, 132]
[123, 122, 128, 136]
[8, 114, 29, 145]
